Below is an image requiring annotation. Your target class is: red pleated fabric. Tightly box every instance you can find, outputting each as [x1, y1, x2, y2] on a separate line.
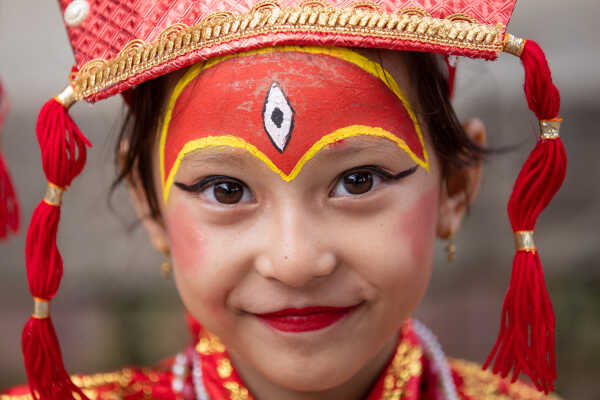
[23, 97, 91, 400]
[484, 40, 566, 393]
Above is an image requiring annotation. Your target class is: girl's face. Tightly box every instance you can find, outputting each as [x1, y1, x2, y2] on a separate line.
[154, 48, 443, 395]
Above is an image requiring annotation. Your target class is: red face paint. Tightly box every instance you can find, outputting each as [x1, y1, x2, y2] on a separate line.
[159, 46, 428, 203]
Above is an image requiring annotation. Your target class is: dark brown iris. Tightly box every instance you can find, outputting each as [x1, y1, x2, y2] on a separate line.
[343, 172, 373, 194]
[214, 182, 244, 204]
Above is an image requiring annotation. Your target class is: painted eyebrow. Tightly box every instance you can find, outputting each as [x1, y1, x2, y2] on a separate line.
[179, 148, 248, 168]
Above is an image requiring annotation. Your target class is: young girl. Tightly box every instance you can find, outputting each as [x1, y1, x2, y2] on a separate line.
[3, 1, 565, 399]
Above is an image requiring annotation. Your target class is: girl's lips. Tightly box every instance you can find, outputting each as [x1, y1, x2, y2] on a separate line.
[255, 305, 358, 333]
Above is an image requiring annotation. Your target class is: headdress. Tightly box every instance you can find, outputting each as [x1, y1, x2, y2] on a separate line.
[22, 0, 566, 398]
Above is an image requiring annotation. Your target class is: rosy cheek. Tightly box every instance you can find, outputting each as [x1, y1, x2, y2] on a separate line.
[165, 199, 205, 272]
[398, 187, 439, 261]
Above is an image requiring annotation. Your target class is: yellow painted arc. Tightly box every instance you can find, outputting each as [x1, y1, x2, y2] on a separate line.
[159, 45, 429, 205]
[163, 125, 428, 204]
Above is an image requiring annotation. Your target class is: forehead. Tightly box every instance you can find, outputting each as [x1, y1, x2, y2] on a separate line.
[160, 46, 428, 203]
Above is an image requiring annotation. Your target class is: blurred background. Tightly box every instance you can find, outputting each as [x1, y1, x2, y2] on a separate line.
[1, 1, 599, 397]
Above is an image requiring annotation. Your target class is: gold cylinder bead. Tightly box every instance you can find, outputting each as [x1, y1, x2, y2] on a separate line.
[54, 85, 77, 109]
[504, 33, 526, 57]
[33, 297, 50, 319]
[540, 118, 562, 140]
[514, 230, 536, 252]
[43, 183, 65, 206]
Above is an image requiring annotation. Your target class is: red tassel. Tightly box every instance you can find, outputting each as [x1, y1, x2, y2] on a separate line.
[0, 152, 19, 239]
[484, 40, 566, 393]
[22, 95, 91, 400]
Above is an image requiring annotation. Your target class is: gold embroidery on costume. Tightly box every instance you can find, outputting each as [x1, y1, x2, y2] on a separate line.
[450, 359, 562, 400]
[196, 331, 226, 355]
[223, 381, 251, 400]
[381, 340, 423, 399]
[72, 3, 504, 100]
[218, 358, 234, 379]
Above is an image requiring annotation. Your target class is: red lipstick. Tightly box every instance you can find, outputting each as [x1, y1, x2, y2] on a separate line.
[256, 305, 357, 333]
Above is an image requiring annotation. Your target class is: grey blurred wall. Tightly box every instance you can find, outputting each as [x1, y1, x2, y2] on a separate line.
[1, 1, 599, 397]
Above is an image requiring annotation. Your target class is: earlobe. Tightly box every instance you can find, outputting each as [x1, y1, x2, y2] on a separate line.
[436, 118, 486, 239]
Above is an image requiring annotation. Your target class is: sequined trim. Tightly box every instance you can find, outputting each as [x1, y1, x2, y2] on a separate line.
[381, 339, 423, 399]
[71, 3, 504, 100]
[450, 359, 562, 400]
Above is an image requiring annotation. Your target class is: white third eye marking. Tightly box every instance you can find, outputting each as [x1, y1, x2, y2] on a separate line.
[262, 82, 294, 153]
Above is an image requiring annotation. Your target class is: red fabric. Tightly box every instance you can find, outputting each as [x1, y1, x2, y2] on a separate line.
[484, 40, 566, 394]
[22, 97, 91, 400]
[0, 80, 20, 240]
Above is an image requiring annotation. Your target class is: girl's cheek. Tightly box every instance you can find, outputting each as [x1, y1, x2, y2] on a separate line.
[165, 199, 205, 273]
[398, 187, 439, 262]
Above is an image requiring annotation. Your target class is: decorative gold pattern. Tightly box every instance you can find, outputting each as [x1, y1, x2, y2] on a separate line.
[540, 119, 562, 140]
[450, 359, 562, 399]
[217, 358, 233, 379]
[54, 85, 77, 109]
[514, 230, 536, 252]
[223, 381, 251, 400]
[381, 340, 423, 399]
[32, 297, 50, 319]
[71, 4, 504, 100]
[1, 368, 134, 400]
[43, 183, 64, 207]
[504, 32, 525, 56]
[196, 332, 226, 354]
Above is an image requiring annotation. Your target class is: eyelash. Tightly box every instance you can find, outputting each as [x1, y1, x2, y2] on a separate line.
[174, 175, 244, 194]
[329, 165, 418, 197]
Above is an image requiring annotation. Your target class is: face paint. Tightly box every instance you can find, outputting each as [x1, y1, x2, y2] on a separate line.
[159, 46, 428, 204]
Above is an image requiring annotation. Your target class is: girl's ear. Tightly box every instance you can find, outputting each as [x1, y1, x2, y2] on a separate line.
[437, 118, 486, 239]
[121, 142, 170, 254]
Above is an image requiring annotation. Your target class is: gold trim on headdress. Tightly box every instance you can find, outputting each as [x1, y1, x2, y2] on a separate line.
[71, 4, 505, 101]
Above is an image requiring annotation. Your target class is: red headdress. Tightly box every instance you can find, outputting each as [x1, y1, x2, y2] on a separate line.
[22, 0, 565, 398]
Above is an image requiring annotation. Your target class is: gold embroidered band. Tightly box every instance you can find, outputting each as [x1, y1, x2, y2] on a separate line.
[539, 118, 562, 140]
[43, 183, 65, 207]
[32, 297, 50, 319]
[514, 230, 536, 252]
[504, 33, 526, 57]
[54, 85, 77, 109]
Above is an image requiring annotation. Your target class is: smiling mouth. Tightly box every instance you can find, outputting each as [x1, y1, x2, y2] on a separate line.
[255, 305, 359, 333]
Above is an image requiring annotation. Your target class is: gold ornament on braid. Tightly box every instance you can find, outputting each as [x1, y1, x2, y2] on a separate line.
[540, 118, 562, 140]
[514, 230, 536, 252]
[54, 85, 77, 109]
[71, 3, 505, 101]
[32, 297, 50, 319]
[503, 33, 526, 57]
[43, 183, 65, 207]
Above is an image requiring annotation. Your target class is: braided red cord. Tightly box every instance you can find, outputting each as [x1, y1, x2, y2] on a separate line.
[484, 40, 566, 394]
[22, 97, 91, 400]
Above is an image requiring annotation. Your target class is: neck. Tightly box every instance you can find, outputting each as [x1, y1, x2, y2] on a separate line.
[228, 334, 399, 400]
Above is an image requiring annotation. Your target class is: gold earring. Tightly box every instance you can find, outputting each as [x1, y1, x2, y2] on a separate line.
[160, 250, 171, 279]
[445, 233, 456, 263]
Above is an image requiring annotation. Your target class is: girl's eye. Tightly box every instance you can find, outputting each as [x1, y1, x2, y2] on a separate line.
[331, 170, 383, 197]
[175, 177, 254, 205]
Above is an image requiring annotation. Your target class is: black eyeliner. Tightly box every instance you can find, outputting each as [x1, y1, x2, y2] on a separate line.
[175, 175, 240, 193]
[345, 165, 419, 180]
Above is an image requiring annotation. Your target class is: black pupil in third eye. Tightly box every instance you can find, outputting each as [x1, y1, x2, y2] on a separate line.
[214, 182, 243, 204]
[271, 107, 284, 128]
[343, 172, 373, 194]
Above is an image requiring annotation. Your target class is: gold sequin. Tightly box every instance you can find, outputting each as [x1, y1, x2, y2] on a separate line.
[381, 339, 423, 399]
[196, 332, 226, 354]
[223, 381, 251, 400]
[218, 358, 233, 379]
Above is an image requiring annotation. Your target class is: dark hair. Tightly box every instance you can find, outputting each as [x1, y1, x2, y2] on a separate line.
[112, 51, 486, 222]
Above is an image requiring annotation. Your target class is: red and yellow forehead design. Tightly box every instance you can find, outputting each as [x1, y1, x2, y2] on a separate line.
[159, 46, 428, 204]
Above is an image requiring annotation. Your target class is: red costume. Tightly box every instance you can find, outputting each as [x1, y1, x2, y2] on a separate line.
[1, 0, 566, 399]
